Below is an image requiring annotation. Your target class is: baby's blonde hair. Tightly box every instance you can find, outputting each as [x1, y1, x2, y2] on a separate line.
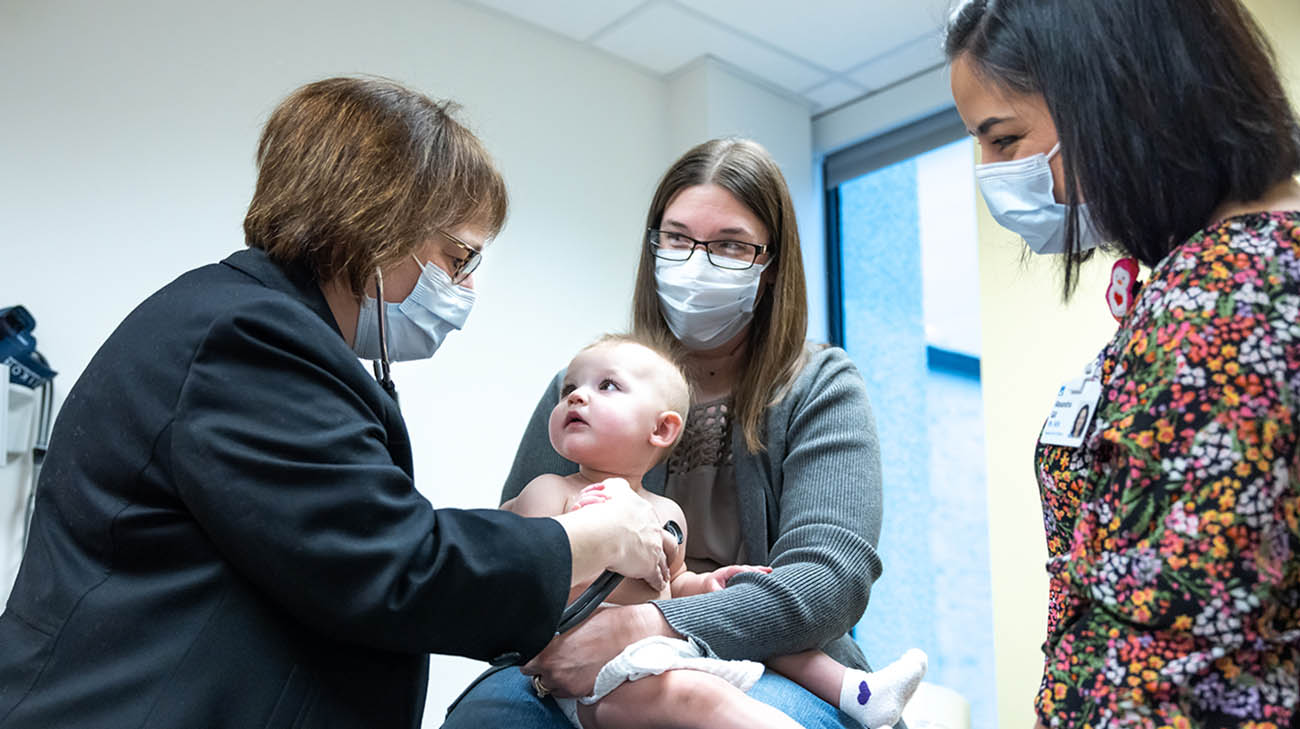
[582, 332, 692, 454]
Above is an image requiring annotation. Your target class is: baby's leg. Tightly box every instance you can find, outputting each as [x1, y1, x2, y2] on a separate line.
[766, 649, 927, 729]
[575, 668, 803, 729]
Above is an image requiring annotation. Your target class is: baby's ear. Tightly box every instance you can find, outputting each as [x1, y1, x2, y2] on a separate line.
[650, 410, 684, 449]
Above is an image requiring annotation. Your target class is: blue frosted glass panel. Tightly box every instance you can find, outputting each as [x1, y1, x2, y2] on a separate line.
[840, 158, 934, 663]
[837, 141, 996, 729]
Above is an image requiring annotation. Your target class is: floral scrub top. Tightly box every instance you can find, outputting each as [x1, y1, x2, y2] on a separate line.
[1034, 212, 1300, 728]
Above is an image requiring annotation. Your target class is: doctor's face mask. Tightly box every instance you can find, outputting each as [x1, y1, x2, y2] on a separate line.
[352, 255, 476, 362]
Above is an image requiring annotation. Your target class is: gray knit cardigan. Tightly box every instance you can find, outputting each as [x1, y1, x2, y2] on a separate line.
[502, 345, 884, 671]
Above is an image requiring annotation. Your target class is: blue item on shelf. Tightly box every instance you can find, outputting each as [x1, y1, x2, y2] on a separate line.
[0, 306, 56, 389]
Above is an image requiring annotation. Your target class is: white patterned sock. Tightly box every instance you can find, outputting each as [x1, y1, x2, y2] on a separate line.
[837, 648, 927, 729]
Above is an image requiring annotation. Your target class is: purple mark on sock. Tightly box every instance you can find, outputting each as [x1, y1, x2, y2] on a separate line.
[857, 680, 871, 705]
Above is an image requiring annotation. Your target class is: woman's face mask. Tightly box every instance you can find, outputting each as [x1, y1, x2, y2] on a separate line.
[655, 254, 768, 351]
[951, 57, 1104, 255]
[974, 142, 1105, 255]
[352, 255, 476, 362]
[650, 184, 772, 351]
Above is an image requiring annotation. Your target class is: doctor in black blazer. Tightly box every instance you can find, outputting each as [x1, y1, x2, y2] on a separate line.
[0, 77, 669, 729]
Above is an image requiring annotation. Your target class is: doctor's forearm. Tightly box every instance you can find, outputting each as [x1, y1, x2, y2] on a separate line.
[551, 508, 612, 588]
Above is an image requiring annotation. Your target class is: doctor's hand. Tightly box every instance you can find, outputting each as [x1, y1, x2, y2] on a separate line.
[589, 478, 671, 589]
[551, 477, 669, 592]
[522, 603, 677, 698]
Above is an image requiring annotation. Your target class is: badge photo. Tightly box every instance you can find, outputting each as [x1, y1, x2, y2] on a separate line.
[1040, 360, 1103, 449]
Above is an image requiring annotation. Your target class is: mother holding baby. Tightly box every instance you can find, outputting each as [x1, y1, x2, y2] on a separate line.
[444, 138, 896, 728]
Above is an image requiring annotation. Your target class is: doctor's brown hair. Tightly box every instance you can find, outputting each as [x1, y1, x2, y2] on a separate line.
[243, 76, 508, 297]
[632, 138, 809, 453]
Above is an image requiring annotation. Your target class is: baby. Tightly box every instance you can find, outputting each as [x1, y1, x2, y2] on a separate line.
[503, 333, 926, 729]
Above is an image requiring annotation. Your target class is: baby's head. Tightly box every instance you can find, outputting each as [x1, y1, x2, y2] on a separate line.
[548, 333, 691, 476]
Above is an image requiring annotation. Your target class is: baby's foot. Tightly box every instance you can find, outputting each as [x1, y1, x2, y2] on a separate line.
[837, 648, 927, 729]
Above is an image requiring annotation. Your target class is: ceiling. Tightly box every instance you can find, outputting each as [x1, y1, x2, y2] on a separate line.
[458, 0, 958, 113]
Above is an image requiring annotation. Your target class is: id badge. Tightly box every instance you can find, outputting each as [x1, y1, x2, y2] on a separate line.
[1040, 360, 1102, 448]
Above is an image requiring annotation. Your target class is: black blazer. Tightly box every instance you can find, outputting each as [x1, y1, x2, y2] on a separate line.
[0, 249, 569, 728]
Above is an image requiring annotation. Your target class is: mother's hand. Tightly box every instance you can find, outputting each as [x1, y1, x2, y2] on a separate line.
[521, 603, 677, 698]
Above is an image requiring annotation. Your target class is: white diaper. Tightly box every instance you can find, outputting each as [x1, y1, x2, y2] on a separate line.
[554, 636, 764, 728]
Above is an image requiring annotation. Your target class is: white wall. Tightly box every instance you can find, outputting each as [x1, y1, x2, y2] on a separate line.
[812, 65, 953, 158]
[0, 0, 672, 721]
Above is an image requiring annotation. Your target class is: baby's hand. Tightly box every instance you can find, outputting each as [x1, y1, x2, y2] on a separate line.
[703, 564, 772, 592]
[569, 482, 614, 512]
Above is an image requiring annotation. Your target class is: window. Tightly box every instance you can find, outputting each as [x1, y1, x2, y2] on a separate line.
[825, 110, 995, 728]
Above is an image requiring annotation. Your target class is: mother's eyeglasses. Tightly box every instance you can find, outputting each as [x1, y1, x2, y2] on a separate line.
[647, 229, 767, 270]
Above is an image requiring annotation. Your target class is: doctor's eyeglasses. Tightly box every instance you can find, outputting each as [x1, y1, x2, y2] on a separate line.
[440, 230, 483, 284]
[647, 229, 767, 270]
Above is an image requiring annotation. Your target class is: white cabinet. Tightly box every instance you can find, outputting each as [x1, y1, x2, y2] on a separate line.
[1, 383, 39, 608]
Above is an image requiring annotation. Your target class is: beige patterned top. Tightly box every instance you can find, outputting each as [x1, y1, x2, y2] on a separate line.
[664, 397, 741, 572]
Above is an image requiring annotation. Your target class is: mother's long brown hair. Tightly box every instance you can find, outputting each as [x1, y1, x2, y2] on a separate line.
[632, 139, 808, 453]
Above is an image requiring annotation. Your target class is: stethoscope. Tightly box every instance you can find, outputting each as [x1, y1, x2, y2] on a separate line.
[445, 520, 683, 715]
[370, 267, 680, 632]
[370, 265, 684, 712]
[370, 269, 399, 403]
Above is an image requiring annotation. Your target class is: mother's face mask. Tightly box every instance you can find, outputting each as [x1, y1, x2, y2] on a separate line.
[649, 183, 772, 351]
[352, 255, 476, 362]
[655, 254, 768, 351]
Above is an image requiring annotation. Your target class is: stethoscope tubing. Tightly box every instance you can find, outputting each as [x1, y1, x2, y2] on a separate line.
[370, 270, 398, 402]
[444, 520, 683, 716]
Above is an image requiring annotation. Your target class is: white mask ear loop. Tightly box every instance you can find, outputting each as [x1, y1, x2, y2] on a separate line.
[1046, 142, 1061, 161]
[412, 253, 472, 294]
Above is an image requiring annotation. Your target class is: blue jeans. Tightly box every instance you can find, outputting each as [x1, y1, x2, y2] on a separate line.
[439, 666, 878, 728]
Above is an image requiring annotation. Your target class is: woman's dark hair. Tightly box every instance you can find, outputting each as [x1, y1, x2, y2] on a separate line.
[946, 0, 1300, 298]
[244, 77, 507, 297]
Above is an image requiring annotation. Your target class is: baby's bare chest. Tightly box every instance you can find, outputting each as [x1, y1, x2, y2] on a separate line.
[564, 491, 684, 605]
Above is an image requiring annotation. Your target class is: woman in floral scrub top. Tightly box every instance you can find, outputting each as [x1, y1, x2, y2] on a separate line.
[947, 0, 1300, 726]
[1037, 213, 1300, 726]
